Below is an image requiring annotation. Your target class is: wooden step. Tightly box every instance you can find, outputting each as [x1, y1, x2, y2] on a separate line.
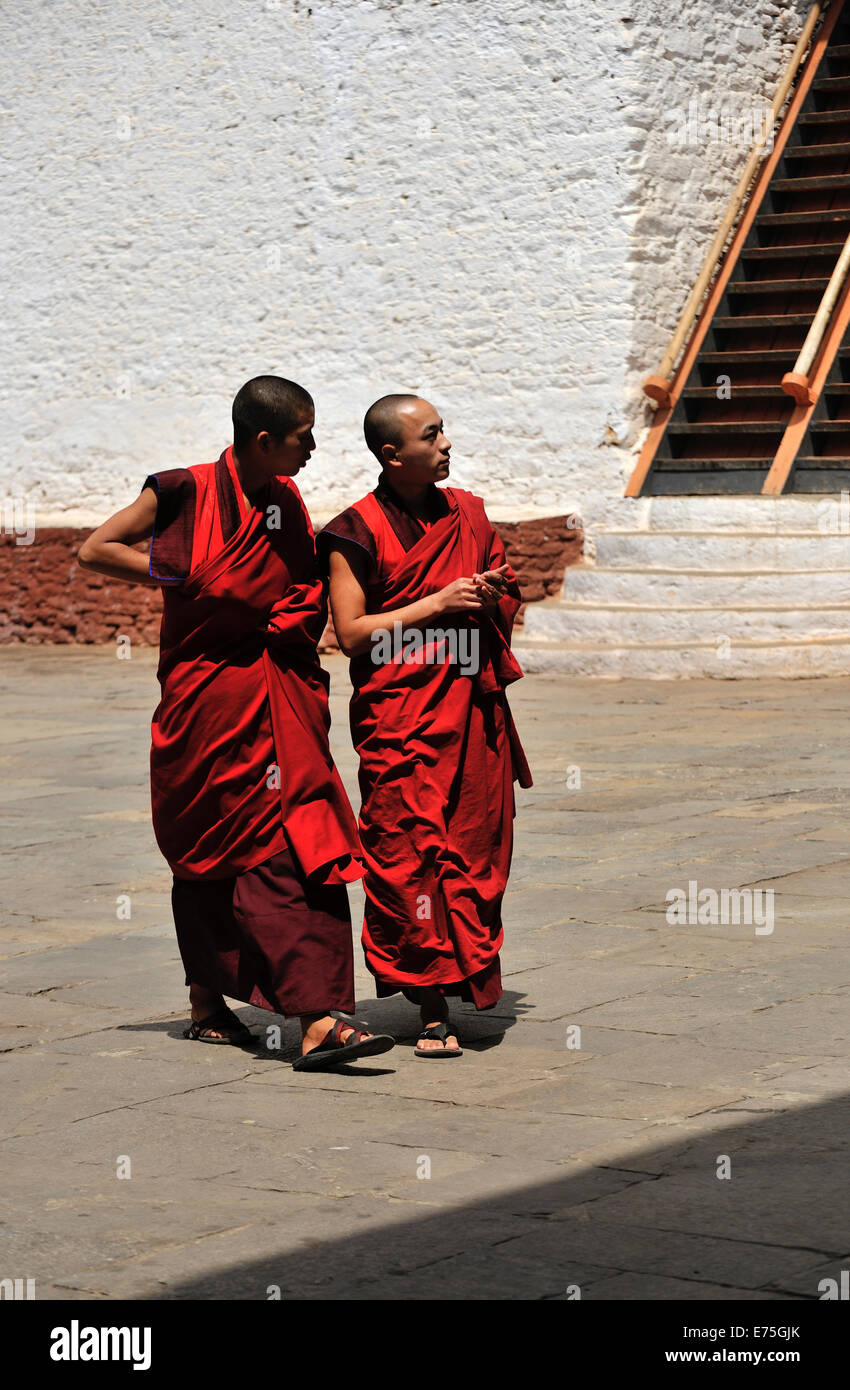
[712, 314, 811, 328]
[727, 277, 829, 292]
[666, 422, 785, 435]
[643, 472, 772, 496]
[795, 455, 850, 464]
[772, 173, 850, 191]
[741, 243, 844, 259]
[755, 209, 850, 225]
[652, 464, 772, 475]
[826, 44, 850, 59]
[788, 472, 850, 493]
[784, 140, 850, 157]
[681, 385, 788, 398]
[698, 349, 800, 363]
[798, 109, 850, 125]
[811, 420, 850, 431]
[813, 75, 850, 91]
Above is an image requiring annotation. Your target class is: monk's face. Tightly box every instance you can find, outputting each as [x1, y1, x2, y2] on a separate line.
[255, 409, 316, 477]
[385, 399, 451, 485]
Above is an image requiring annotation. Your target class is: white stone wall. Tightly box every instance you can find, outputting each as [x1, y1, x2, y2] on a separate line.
[0, 0, 810, 526]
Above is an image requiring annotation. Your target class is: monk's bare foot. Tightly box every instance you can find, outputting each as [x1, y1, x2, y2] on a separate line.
[187, 983, 243, 1041]
[417, 988, 460, 1053]
[300, 1013, 359, 1057]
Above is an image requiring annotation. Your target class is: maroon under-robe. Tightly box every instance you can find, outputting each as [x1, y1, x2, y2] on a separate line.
[144, 447, 362, 1016]
[320, 476, 532, 1011]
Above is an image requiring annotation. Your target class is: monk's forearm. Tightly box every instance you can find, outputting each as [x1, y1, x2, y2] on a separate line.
[77, 541, 163, 587]
[338, 593, 444, 656]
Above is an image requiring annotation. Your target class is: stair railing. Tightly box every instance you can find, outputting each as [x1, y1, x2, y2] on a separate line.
[642, 1, 826, 411]
[762, 229, 850, 494]
[781, 232, 850, 405]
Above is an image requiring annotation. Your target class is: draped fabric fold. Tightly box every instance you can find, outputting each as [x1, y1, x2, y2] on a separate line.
[148, 449, 363, 887]
[143, 447, 363, 1018]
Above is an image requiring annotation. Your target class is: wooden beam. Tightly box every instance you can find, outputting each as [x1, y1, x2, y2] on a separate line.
[763, 269, 850, 494]
[625, 405, 673, 498]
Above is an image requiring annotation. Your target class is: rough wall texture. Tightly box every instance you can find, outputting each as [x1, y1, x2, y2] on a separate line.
[0, 517, 582, 645]
[0, 535, 163, 646]
[1, 0, 810, 541]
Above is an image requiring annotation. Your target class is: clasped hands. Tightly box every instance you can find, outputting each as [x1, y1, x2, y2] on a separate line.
[434, 564, 512, 614]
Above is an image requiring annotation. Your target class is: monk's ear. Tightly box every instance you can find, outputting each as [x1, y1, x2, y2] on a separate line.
[255, 431, 274, 455]
[380, 441, 398, 466]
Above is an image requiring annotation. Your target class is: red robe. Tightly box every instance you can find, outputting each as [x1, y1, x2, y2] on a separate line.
[145, 448, 363, 1016]
[321, 481, 531, 1009]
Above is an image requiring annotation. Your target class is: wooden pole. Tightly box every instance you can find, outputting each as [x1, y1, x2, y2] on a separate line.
[782, 230, 850, 404]
[764, 268, 850, 493]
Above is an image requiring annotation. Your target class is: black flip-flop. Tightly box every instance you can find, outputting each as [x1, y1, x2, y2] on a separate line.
[183, 1006, 255, 1046]
[292, 1017, 395, 1072]
[414, 1020, 463, 1058]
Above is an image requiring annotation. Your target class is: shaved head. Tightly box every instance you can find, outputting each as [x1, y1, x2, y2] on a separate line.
[232, 375, 313, 449]
[363, 394, 422, 461]
[363, 394, 452, 487]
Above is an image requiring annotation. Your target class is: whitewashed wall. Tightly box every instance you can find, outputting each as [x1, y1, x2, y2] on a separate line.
[0, 0, 810, 526]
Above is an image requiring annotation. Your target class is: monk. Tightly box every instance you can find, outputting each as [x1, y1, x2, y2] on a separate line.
[320, 394, 532, 1057]
[78, 376, 395, 1071]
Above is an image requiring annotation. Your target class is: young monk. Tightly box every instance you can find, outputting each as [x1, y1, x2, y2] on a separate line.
[320, 394, 532, 1057]
[78, 376, 395, 1071]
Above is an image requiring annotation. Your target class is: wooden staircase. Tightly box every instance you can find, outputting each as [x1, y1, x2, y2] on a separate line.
[636, 0, 850, 496]
[519, 1, 850, 679]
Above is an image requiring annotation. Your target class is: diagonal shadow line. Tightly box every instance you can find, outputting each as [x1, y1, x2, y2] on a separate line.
[145, 1089, 850, 1302]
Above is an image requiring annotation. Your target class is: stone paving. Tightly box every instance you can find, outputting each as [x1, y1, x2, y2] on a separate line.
[0, 648, 848, 1301]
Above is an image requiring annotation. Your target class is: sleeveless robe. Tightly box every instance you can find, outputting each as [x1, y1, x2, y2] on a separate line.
[143, 447, 362, 1016]
[320, 477, 531, 1010]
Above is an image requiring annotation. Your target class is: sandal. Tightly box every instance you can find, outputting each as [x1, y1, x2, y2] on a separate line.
[414, 1020, 463, 1058]
[292, 1017, 395, 1072]
[183, 1006, 254, 1046]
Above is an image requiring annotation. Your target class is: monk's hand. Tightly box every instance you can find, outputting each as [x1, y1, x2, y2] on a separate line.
[473, 565, 511, 607]
[481, 564, 512, 590]
[433, 577, 485, 613]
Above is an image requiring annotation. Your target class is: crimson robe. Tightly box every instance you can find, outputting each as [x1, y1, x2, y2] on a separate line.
[144, 447, 363, 1016]
[321, 479, 532, 1010]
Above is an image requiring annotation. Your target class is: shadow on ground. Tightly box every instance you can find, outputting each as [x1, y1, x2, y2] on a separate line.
[119, 990, 524, 1060]
[144, 1083, 849, 1300]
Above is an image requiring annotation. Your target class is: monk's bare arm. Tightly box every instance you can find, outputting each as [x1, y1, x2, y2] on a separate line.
[327, 542, 488, 658]
[77, 488, 164, 587]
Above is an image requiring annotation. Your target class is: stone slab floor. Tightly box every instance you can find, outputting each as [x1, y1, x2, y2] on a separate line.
[0, 648, 848, 1301]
